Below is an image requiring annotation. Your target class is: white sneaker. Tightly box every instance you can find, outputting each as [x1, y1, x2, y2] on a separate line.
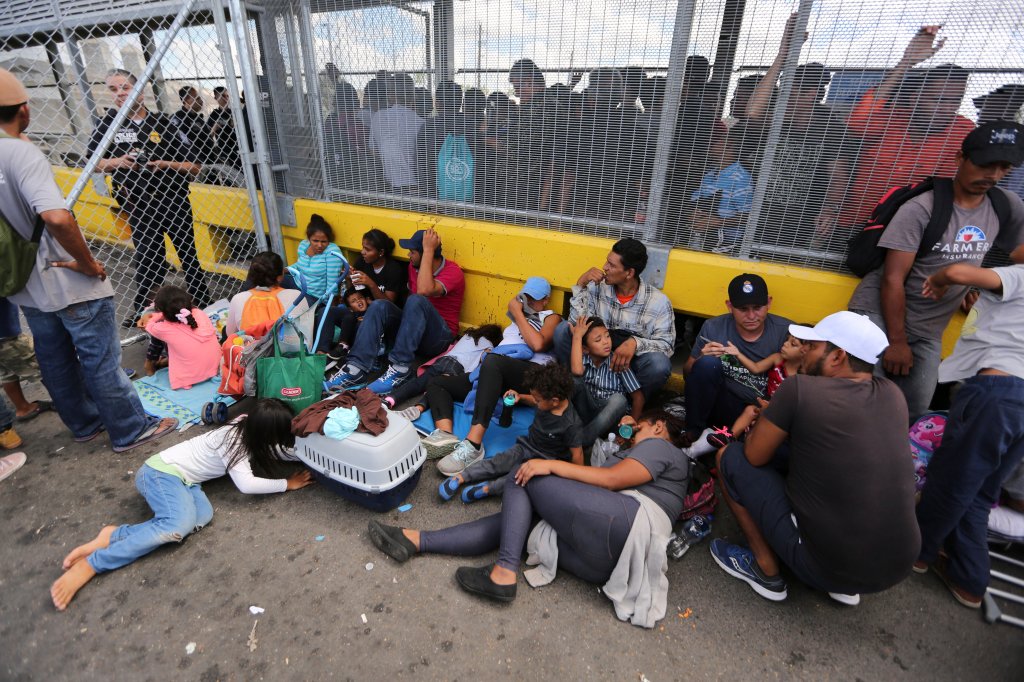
[0, 452, 27, 483]
[828, 592, 860, 606]
[421, 429, 462, 460]
[681, 428, 718, 460]
[437, 440, 485, 476]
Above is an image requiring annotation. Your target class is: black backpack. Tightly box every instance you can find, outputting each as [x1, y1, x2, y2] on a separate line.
[845, 177, 1011, 277]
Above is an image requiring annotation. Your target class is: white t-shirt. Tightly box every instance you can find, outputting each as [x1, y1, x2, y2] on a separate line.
[939, 265, 1024, 382]
[500, 310, 556, 365]
[445, 334, 494, 373]
[369, 106, 424, 188]
[154, 424, 299, 494]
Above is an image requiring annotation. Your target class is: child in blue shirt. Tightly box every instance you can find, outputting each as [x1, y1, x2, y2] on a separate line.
[690, 123, 753, 254]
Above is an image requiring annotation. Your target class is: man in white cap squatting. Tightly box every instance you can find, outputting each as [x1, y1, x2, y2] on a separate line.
[709, 312, 921, 606]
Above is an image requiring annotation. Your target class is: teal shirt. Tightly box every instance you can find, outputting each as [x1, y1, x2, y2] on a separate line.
[292, 241, 343, 299]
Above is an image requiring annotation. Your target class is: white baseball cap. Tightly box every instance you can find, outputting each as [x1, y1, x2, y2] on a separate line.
[788, 311, 888, 364]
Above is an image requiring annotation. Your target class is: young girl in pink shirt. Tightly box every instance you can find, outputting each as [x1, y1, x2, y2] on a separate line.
[141, 286, 221, 390]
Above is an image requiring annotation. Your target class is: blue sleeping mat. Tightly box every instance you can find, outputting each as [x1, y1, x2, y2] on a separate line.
[133, 368, 236, 430]
[412, 402, 535, 458]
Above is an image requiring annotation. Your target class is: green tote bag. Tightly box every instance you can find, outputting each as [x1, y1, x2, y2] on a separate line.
[256, 322, 326, 414]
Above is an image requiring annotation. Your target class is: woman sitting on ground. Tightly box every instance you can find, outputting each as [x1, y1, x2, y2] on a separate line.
[407, 277, 561, 463]
[318, 228, 408, 355]
[367, 410, 689, 628]
[224, 252, 304, 336]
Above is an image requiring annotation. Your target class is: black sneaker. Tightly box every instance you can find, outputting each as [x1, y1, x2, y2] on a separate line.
[327, 344, 349, 363]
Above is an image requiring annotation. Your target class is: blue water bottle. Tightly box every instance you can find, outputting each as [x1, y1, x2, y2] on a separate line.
[499, 393, 516, 428]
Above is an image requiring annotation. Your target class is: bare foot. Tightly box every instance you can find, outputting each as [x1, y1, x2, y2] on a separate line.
[62, 525, 116, 570]
[489, 564, 518, 586]
[51, 560, 97, 611]
[402, 528, 421, 551]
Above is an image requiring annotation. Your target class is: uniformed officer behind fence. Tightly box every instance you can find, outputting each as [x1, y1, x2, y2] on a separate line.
[89, 69, 212, 326]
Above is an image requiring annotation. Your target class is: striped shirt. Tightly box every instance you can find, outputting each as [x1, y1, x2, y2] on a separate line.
[568, 280, 675, 357]
[583, 354, 642, 401]
[292, 241, 344, 299]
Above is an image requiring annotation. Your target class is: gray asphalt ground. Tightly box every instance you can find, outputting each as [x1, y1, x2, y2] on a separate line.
[3, 340, 1023, 681]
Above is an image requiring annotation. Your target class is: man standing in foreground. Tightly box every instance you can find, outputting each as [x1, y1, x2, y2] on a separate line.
[710, 312, 920, 605]
[0, 68, 176, 452]
[914, 256, 1024, 608]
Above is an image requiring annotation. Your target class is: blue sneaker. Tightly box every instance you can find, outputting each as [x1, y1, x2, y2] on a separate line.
[438, 476, 461, 501]
[709, 539, 787, 601]
[324, 365, 368, 393]
[367, 365, 410, 394]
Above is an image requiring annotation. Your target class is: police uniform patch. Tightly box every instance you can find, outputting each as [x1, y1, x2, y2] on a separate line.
[149, 130, 162, 144]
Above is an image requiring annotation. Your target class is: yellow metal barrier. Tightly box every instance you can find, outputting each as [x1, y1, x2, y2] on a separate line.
[55, 166, 964, 360]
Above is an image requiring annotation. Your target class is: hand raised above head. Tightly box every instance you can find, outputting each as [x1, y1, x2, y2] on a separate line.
[901, 25, 945, 66]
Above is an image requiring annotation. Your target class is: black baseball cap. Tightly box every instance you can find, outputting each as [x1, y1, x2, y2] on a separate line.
[961, 121, 1024, 167]
[973, 83, 1024, 110]
[728, 274, 769, 307]
[791, 63, 831, 92]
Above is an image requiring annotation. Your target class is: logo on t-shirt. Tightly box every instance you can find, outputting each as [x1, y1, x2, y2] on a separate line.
[954, 225, 987, 243]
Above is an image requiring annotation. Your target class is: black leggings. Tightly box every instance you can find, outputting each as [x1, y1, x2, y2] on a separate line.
[425, 353, 532, 426]
[419, 471, 639, 584]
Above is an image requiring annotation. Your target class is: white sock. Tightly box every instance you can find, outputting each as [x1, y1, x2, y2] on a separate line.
[682, 428, 718, 460]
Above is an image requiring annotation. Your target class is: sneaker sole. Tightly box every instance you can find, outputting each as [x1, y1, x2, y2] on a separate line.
[828, 592, 861, 606]
[710, 546, 788, 602]
[422, 440, 461, 460]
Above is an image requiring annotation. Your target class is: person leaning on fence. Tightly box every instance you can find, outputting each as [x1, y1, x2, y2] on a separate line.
[743, 14, 855, 249]
[369, 73, 425, 196]
[710, 312, 921, 607]
[553, 238, 675, 401]
[847, 122, 1024, 421]
[91, 69, 212, 325]
[0, 67, 177, 454]
[322, 81, 375, 192]
[842, 26, 975, 230]
[326, 228, 465, 394]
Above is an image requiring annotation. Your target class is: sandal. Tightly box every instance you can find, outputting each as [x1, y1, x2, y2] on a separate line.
[15, 399, 53, 422]
[112, 417, 178, 453]
[706, 425, 735, 449]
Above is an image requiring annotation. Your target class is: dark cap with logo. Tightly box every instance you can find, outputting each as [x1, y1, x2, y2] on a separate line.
[728, 273, 769, 307]
[961, 121, 1024, 167]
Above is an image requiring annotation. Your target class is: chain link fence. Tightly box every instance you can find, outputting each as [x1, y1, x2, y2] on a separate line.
[3, 0, 1024, 304]
[1, 0, 269, 340]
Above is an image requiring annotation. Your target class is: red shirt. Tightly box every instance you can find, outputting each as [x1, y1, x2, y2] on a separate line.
[844, 88, 975, 226]
[766, 362, 788, 399]
[408, 257, 465, 336]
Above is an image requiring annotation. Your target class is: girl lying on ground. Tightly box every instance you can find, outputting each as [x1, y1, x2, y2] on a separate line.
[50, 399, 313, 611]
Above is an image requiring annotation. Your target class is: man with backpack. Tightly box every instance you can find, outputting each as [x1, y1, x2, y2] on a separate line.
[0, 68, 177, 454]
[417, 81, 478, 202]
[848, 122, 1024, 420]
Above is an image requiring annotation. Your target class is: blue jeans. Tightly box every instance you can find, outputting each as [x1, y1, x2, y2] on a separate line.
[21, 297, 154, 447]
[851, 309, 942, 422]
[553, 321, 671, 399]
[573, 379, 629, 447]
[916, 375, 1024, 596]
[348, 295, 452, 372]
[684, 355, 750, 437]
[87, 463, 214, 573]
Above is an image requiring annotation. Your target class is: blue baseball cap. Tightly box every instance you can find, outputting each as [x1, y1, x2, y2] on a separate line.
[520, 276, 551, 300]
[399, 229, 441, 256]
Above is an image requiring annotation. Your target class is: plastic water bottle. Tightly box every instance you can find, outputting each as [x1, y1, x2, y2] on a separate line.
[666, 514, 712, 560]
[498, 394, 516, 427]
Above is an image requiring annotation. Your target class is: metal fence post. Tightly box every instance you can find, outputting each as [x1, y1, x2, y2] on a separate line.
[641, 0, 699, 245]
[64, 0, 201, 210]
[298, 0, 329, 198]
[227, 0, 286, 256]
[737, 0, 815, 260]
[211, 0, 269, 252]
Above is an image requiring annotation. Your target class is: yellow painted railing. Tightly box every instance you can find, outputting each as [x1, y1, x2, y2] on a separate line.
[57, 167, 965, 360]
